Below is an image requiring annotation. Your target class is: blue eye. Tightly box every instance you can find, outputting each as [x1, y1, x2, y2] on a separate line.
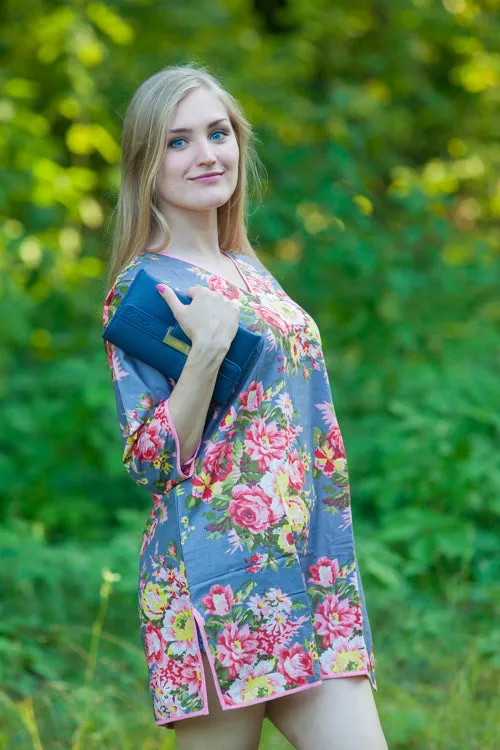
[169, 137, 186, 149]
[210, 129, 228, 141]
[168, 129, 229, 149]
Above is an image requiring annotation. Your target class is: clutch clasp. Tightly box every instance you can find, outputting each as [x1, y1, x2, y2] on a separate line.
[163, 326, 191, 355]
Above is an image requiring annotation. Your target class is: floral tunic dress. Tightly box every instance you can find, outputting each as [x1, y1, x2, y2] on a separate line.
[102, 249, 377, 728]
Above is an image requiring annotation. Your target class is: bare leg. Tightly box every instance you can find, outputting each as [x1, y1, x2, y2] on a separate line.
[174, 652, 266, 750]
[266, 676, 388, 750]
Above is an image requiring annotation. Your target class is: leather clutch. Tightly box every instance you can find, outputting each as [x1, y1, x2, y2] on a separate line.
[102, 268, 264, 407]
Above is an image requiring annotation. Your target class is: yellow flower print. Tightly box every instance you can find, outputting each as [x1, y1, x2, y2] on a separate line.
[242, 674, 276, 700]
[141, 582, 170, 620]
[275, 467, 289, 499]
[171, 611, 194, 642]
[333, 457, 347, 473]
[286, 495, 310, 534]
[334, 648, 365, 673]
[277, 523, 295, 553]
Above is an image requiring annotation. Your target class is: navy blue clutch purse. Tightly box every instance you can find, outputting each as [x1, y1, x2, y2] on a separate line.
[102, 269, 263, 407]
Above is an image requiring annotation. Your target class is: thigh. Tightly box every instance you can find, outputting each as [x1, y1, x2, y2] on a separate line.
[174, 653, 266, 750]
[266, 676, 388, 750]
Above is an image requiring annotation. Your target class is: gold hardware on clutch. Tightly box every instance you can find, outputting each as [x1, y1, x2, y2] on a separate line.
[163, 326, 191, 355]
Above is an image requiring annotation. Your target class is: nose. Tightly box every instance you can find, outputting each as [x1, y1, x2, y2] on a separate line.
[195, 138, 216, 164]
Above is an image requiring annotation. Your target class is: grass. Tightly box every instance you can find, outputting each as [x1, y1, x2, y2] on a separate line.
[1, 572, 498, 750]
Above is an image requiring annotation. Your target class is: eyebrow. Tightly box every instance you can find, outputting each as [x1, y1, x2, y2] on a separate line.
[168, 118, 230, 134]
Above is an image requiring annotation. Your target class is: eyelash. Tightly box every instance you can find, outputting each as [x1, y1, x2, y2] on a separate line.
[168, 129, 230, 149]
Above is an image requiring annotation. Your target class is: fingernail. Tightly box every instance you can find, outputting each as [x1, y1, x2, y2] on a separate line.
[156, 283, 166, 293]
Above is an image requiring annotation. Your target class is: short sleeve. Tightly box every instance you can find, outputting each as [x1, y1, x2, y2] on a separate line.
[102, 270, 202, 494]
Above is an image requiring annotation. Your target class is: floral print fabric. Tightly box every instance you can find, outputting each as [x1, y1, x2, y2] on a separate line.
[102, 250, 377, 727]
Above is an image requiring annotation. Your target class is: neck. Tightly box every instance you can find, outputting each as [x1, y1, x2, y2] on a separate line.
[150, 203, 222, 260]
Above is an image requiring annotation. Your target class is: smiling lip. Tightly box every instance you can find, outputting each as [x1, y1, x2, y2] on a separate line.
[190, 171, 224, 182]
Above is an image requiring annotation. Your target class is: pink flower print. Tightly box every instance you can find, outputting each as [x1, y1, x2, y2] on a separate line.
[102, 287, 114, 326]
[228, 485, 278, 534]
[111, 347, 128, 380]
[160, 566, 189, 596]
[201, 584, 234, 615]
[339, 506, 352, 531]
[152, 400, 172, 432]
[139, 394, 154, 410]
[151, 659, 184, 692]
[287, 449, 305, 491]
[252, 304, 290, 336]
[209, 275, 240, 300]
[257, 614, 308, 656]
[253, 274, 275, 293]
[239, 381, 264, 411]
[182, 653, 203, 695]
[163, 478, 177, 495]
[203, 440, 233, 482]
[244, 552, 268, 573]
[266, 588, 292, 614]
[219, 406, 238, 436]
[152, 493, 164, 510]
[226, 660, 287, 703]
[132, 422, 163, 462]
[244, 418, 287, 471]
[284, 425, 301, 448]
[290, 337, 301, 363]
[326, 424, 346, 458]
[161, 595, 196, 655]
[308, 557, 341, 587]
[217, 623, 259, 678]
[314, 443, 336, 477]
[313, 595, 360, 648]
[276, 392, 294, 420]
[144, 622, 168, 667]
[319, 635, 367, 677]
[149, 668, 172, 708]
[276, 643, 315, 686]
[192, 472, 222, 504]
[247, 593, 273, 619]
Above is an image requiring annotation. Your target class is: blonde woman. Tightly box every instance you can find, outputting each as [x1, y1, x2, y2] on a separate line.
[103, 64, 388, 750]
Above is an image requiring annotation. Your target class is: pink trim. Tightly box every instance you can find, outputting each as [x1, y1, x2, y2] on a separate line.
[154, 618, 376, 730]
[323, 669, 373, 684]
[220, 251, 253, 294]
[193, 608, 324, 711]
[155, 609, 211, 729]
[192, 608, 229, 708]
[156, 705, 208, 729]
[155, 249, 252, 296]
[164, 399, 202, 479]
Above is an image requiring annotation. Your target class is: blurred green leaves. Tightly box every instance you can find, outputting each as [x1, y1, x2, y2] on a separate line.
[1, 0, 499, 745]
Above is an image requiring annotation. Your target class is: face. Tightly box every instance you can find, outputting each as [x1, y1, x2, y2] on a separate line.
[155, 87, 240, 213]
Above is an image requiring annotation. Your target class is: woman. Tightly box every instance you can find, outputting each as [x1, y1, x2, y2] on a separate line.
[103, 64, 388, 750]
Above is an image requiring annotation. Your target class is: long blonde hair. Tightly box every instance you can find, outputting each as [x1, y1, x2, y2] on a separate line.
[105, 63, 266, 288]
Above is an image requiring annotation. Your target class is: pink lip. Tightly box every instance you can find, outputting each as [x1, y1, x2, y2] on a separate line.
[190, 172, 223, 183]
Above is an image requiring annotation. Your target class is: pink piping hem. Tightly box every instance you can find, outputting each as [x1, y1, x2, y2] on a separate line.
[154, 249, 254, 296]
[191, 608, 324, 711]
[323, 669, 375, 689]
[164, 399, 202, 479]
[155, 611, 376, 729]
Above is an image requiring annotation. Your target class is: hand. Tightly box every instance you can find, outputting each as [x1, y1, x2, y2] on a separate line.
[156, 283, 240, 355]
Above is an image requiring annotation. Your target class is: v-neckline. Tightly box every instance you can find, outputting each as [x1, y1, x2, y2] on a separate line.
[152, 249, 254, 297]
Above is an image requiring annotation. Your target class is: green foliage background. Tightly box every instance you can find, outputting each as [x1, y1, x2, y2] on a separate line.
[1, 0, 499, 747]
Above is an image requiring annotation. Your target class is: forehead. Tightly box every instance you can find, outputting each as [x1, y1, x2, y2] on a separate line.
[171, 87, 229, 127]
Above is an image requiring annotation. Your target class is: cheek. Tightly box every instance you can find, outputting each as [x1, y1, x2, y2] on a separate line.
[221, 139, 239, 168]
[163, 151, 188, 177]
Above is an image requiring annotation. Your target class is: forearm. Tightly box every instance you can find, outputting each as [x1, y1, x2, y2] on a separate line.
[167, 341, 226, 466]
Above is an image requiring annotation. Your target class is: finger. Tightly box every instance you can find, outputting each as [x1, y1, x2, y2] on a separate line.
[155, 283, 185, 317]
